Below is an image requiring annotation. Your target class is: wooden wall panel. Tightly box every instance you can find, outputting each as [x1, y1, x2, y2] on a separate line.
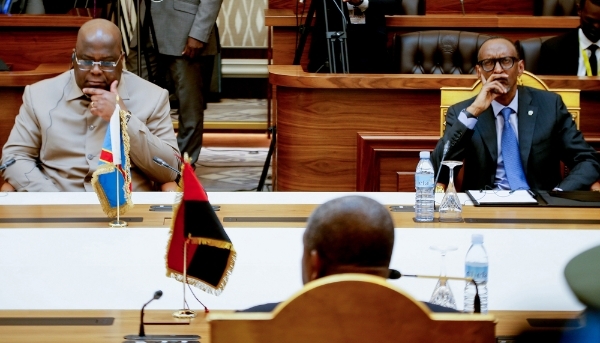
[270, 0, 536, 14]
[426, 0, 535, 14]
[0, 29, 76, 71]
[272, 66, 600, 191]
[276, 86, 441, 191]
[356, 134, 438, 192]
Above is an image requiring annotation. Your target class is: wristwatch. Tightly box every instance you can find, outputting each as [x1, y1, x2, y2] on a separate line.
[120, 109, 132, 123]
[463, 109, 477, 119]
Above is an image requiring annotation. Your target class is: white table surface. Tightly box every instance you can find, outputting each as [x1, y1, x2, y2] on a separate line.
[0, 192, 596, 312]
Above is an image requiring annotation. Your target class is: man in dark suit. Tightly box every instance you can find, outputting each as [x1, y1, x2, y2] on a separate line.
[307, 0, 402, 73]
[243, 195, 457, 313]
[150, 0, 222, 165]
[432, 37, 600, 191]
[540, 0, 600, 76]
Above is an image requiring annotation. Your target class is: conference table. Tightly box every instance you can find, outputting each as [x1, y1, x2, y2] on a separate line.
[0, 191, 598, 342]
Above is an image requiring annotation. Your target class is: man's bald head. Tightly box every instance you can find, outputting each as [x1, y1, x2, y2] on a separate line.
[73, 19, 123, 90]
[301, 196, 395, 283]
[76, 19, 121, 51]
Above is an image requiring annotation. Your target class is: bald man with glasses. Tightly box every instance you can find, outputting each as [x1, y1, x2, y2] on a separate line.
[432, 37, 600, 192]
[1, 19, 180, 192]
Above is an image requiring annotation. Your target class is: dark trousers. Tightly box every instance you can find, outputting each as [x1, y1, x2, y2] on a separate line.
[157, 54, 214, 164]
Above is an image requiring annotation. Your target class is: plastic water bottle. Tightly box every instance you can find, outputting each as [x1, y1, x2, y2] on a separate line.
[464, 234, 489, 313]
[414, 151, 434, 222]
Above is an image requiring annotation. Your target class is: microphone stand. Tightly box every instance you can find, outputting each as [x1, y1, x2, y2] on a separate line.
[389, 269, 482, 313]
[124, 290, 200, 342]
[323, 0, 350, 73]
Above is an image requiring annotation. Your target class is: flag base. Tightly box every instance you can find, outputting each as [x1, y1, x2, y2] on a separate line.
[172, 309, 196, 319]
[109, 219, 128, 228]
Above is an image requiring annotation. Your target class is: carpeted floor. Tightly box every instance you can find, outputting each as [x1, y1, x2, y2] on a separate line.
[194, 147, 272, 192]
[179, 99, 272, 192]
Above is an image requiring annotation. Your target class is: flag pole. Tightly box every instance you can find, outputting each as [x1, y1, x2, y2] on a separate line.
[109, 110, 128, 228]
[173, 237, 196, 319]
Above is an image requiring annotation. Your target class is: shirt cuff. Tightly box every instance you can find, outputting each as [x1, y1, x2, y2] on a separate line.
[458, 109, 478, 130]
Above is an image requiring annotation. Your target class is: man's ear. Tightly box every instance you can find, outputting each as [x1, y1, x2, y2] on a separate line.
[308, 249, 324, 281]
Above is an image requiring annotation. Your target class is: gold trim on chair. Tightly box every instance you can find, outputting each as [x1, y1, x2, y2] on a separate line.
[439, 71, 581, 136]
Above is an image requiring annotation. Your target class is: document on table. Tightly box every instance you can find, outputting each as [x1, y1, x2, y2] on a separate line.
[466, 190, 539, 206]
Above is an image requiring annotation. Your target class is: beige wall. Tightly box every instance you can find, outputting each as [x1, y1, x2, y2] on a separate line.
[217, 0, 267, 48]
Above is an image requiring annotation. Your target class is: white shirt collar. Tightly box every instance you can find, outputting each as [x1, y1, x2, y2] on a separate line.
[491, 90, 519, 117]
[579, 28, 598, 49]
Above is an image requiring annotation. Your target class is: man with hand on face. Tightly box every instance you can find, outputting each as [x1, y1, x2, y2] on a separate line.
[1, 19, 180, 192]
[540, 0, 600, 76]
[432, 37, 600, 191]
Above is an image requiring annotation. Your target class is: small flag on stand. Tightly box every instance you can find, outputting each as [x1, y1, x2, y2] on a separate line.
[92, 105, 133, 217]
[166, 159, 236, 295]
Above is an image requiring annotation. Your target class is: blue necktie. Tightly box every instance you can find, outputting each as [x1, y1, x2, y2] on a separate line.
[501, 107, 529, 190]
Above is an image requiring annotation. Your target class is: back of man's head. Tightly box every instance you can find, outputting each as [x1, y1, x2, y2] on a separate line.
[301, 196, 394, 283]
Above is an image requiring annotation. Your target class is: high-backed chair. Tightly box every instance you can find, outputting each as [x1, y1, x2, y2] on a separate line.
[515, 36, 555, 74]
[392, 30, 491, 74]
[534, 0, 578, 15]
[439, 71, 581, 187]
[208, 274, 496, 343]
[440, 71, 580, 135]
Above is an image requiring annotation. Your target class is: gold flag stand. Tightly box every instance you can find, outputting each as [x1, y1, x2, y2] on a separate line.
[109, 162, 127, 228]
[173, 237, 197, 319]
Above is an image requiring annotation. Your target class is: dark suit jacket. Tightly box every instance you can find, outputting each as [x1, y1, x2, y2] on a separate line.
[432, 86, 600, 191]
[539, 29, 579, 76]
[307, 0, 402, 73]
[241, 301, 459, 313]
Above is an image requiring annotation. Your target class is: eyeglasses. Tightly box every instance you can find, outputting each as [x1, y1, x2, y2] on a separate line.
[73, 52, 124, 71]
[477, 57, 519, 72]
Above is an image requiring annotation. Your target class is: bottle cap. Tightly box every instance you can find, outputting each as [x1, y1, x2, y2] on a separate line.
[472, 234, 483, 244]
[419, 151, 430, 159]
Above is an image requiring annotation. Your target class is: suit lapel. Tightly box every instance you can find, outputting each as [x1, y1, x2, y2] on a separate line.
[475, 107, 498, 162]
[517, 86, 537, 173]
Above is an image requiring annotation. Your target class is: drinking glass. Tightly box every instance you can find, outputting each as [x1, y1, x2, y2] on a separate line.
[429, 245, 458, 309]
[439, 160, 463, 222]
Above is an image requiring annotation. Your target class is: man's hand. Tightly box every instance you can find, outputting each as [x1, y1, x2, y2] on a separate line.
[466, 73, 510, 117]
[1, 182, 15, 192]
[182, 37, 205, 59]
[83, 80, 128, 122]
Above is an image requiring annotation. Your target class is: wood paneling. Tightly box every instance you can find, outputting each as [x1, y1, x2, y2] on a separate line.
[356, 134, 438, 192]
[0, 14, 89, 174]
[265, 10, 578, 67]
[271, 66, 600, 191]
[426, 0, 534, 14]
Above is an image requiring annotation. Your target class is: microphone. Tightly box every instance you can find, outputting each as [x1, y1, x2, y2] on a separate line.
[388, 269, 481, 313]
[124, 290, 200, 342]
[139, 290, 163, 337]
[433, 140, 450, 191]
[0, 158, 16, 171]
[152, 157, 181, 184]
[460, 0, 465, 15]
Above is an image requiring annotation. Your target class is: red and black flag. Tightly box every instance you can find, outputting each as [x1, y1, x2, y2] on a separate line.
[165, 160, 236, 295]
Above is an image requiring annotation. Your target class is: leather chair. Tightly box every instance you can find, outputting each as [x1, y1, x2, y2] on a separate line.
[534, 0, 578, 15]
[392, 30, 491, 74]
[398, 0, 425, 15]
[515, 36, 555, 74]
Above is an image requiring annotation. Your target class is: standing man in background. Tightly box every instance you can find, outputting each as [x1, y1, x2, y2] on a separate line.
[150, 0, 222, 165]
